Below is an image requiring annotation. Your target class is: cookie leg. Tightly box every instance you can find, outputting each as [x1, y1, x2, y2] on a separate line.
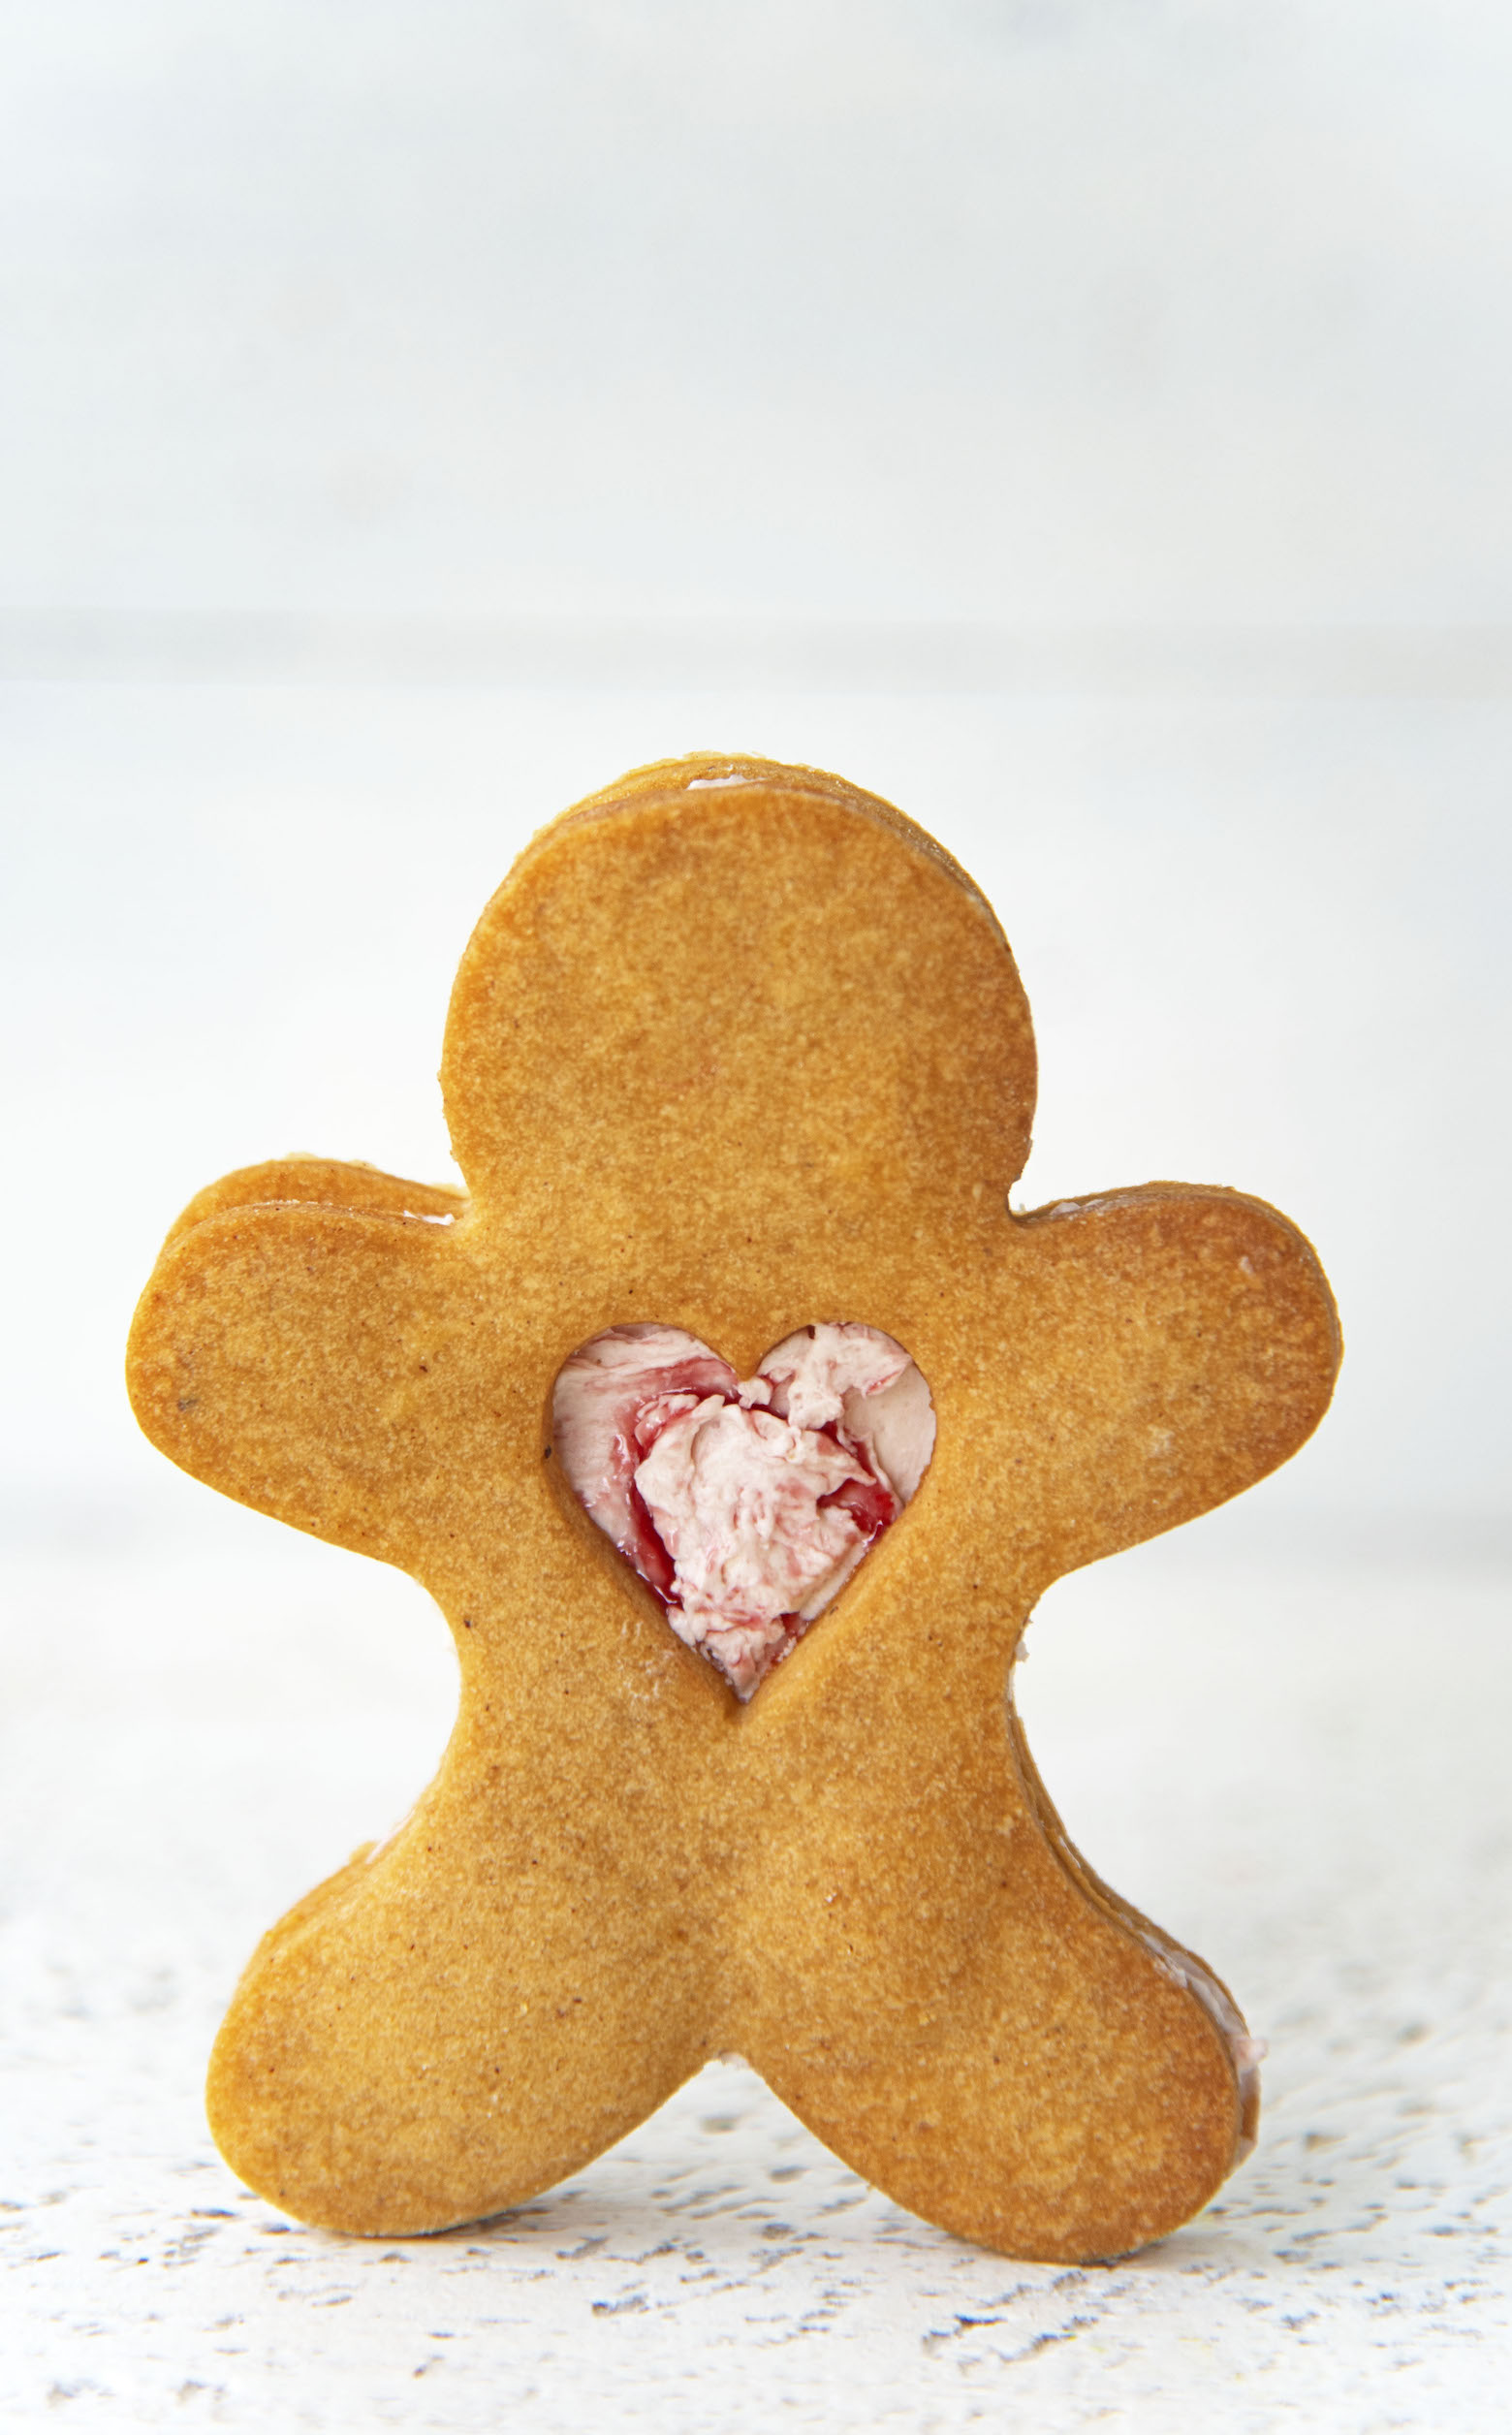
[742, 1820, 1245, 2263]
[207, 1824, 713, 2236]
[756, 1929, 1242, 2261]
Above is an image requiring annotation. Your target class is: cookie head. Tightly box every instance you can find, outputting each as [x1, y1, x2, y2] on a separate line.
[439, 755, 1037, 1273]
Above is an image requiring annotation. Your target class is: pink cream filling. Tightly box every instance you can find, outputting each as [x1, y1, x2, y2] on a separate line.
[551, 1321, 935, 1697]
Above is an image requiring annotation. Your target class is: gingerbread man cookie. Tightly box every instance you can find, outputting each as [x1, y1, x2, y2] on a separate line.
[127, 755, 1339, 2262]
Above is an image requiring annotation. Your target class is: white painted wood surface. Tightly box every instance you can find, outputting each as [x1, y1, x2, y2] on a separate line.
[3, 1519, 1507, 2430]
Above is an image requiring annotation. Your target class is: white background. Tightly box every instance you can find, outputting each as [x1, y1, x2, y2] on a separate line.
[6, 0, 1512, 628]
[2, 6, 1509, 2428]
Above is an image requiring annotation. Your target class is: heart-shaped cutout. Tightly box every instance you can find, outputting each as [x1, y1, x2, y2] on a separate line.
[551, 1322, 935, 1698]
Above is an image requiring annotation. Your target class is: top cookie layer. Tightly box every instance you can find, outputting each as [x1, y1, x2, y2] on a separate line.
[125, 753, 1341, 2261]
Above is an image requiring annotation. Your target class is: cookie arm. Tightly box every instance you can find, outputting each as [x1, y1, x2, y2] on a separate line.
[127, 1197, 475, 1566]
[162, 1157, 466, 1249]
[1009, 1185, 1340, 1574]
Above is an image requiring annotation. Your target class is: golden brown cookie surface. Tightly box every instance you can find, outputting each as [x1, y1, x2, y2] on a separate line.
[126, 753, 1339, 2261]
